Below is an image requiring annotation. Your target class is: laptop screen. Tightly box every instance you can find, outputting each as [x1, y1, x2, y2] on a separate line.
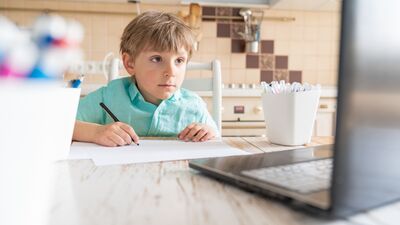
[332, 0, 400, 217]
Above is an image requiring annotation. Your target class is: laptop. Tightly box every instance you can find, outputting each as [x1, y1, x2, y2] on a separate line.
[189, 0, 400, 218]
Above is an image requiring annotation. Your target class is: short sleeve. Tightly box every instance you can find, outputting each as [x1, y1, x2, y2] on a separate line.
[76, 87, 106, 124]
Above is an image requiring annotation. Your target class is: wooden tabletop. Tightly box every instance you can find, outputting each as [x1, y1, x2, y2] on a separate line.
[49, 137, 400, 225]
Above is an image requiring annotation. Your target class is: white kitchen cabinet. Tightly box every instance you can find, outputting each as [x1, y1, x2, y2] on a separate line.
[313, 98, 337, 136]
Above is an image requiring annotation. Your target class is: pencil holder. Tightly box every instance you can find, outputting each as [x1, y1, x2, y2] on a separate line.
[262, 90, 321, 146]
[0, 81, 80, 225]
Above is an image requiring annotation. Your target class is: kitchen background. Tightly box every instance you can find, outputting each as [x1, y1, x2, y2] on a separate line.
[0, 0, 340, 136]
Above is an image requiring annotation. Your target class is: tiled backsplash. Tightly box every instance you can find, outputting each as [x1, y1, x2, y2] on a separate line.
[1, 0, 340, 85]
[190, 6, 340, 85]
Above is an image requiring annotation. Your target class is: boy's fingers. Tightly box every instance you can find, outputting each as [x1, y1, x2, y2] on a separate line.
[185, 125, 202, 141]
[108, 134, 126, 146]
[115, 127, 133, 145]
[192, 129, 207, 142]
[119, 123, 140, 144]
[105, 137, 118, 147]
[179, 122, 198, 138]
[200, 132, 214, 142]
[178, 126, 191, 139]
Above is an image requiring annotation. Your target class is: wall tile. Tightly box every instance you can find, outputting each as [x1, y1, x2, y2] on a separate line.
[216, 53, 231, 69]
[107, 15, 124, 37]
[304, 26, 318, 41]
[92, 15, 107, 35]
[317, 70, 336, 85]
[260, 54, 274, 70]
[221, 69, 231, 83]
[304, 56, 318, 70]
[288, 54, 304, 69]
[201, 22, 217, 38]
[231, 23, 245, 39]
[216, 38, 231, 53]
[198, 37, 217, 53]
[289, 26, 304, 41]
[231, 39, 245, 53]
[302, 70, 318, 84]
[317, 56, 331, 70]
[203, 6, 216, 16]
[217, 23, 231, 37]
[107, 35, 121, 53]
[274, 70, 289, 82]
[202, 6, 216, 21]
[303, 41, 318, 55]
[289, 70, 302, 83]
[275, 23, 291, 41]
[246, 55, 259, 68]
[261, 40, 274, 54]
[91, 36, 107, 51]
[260, 22, 276, 39]
[317, 41, 332, 55]
[260, 70, 273, 83]
[231, 8, 243, 22]
[216, 7, 231, 23]
[230, 54, 246, 69]
[275, 56, 288, 69]
[245, 69, 260, 84]
[230, 69, 246, 83]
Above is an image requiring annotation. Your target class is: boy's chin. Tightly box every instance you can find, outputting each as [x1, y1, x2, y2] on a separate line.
[157, 92, 174, 100]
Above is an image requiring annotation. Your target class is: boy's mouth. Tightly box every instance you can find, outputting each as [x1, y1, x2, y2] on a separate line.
[158, 84, 176, 87]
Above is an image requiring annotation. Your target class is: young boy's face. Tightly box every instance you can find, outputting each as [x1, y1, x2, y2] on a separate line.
[124, 47, 188, 105]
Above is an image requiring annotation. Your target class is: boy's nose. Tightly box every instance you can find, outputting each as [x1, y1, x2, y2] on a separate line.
[163, 63, 176, 77]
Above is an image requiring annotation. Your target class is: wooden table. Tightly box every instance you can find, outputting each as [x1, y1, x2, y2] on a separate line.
[49, 137, 400, 225]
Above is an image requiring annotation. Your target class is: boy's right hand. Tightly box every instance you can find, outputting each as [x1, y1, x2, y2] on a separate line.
[93, 122, 139, 147]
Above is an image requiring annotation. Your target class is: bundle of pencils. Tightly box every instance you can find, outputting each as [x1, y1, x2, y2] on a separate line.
[0, 14, 84, 80]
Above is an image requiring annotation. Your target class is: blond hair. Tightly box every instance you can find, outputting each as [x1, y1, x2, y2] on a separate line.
[120, 11, 195, 61]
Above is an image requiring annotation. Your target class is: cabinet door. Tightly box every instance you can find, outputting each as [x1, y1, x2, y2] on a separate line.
[314, 112, 337, 136]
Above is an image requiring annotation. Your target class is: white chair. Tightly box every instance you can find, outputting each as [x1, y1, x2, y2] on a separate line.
[183, 59, 222, 133]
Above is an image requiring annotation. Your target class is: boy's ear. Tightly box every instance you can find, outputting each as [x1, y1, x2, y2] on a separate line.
[122, 53, 135, 75]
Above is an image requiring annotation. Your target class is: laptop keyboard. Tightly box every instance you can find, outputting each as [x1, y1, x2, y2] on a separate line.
[241, 158, 333, 194]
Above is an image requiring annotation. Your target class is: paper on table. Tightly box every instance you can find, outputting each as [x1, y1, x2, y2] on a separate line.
[69, 139, 249, 166]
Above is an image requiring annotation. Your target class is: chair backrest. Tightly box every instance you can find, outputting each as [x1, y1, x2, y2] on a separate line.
[183, 60, 222, 133]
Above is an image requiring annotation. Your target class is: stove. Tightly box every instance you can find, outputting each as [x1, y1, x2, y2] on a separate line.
[205, 83, 267, 136]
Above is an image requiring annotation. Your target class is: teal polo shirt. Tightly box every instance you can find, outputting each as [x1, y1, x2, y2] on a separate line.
[76, 77, 218, 137]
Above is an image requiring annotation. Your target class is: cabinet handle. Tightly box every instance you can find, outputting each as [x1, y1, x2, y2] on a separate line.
[254, 106, 263, 113]
[319, 104, 329, 109]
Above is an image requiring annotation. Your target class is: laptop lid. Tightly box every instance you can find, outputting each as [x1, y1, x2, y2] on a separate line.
[331, 0, 400, 217]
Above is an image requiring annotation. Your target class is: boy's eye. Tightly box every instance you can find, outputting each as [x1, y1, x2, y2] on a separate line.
[150, 56, 162, 63]
[176, 57, 186, 64]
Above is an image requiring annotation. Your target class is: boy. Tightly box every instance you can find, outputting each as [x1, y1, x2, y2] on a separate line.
[73, 11, 219, 147]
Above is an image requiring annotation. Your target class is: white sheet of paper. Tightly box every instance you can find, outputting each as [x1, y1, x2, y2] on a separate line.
[69, 139, 249, 166]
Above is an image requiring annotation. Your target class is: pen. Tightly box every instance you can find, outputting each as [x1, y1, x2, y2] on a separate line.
[69, 74, 84, 88]
[99, 102, 139, 146]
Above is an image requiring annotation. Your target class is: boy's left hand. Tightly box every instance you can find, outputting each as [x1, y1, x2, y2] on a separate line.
[178, 123, 216, 142]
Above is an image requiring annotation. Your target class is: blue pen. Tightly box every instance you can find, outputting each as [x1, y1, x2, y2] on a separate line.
[70, 74, 84, 88]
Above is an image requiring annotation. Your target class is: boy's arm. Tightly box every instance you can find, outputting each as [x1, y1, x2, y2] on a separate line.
[72, 120, 101, 143]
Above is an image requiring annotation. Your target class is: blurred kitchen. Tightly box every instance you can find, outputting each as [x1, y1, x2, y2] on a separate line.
[0, 0, 340, 137]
